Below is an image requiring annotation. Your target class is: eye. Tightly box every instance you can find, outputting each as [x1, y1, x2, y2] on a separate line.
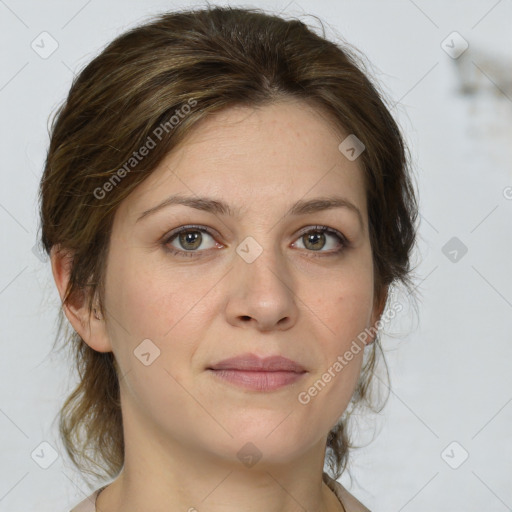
[163, 225, 222, 257]
[292, 226, 347, 255]
[162, 224, 349, 259]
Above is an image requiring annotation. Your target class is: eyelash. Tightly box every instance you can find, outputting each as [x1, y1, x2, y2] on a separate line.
[161, 224, 350, 259]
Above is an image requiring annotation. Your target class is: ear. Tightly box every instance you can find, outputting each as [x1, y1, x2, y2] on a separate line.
[50, 245, 112, 353]
[367, 284, 389, 345]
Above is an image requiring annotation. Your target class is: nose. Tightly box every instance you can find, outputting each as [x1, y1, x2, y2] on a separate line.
[224, 242, 299, 332]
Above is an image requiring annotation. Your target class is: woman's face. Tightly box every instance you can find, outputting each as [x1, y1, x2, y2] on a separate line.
[93, 99, 384, 467]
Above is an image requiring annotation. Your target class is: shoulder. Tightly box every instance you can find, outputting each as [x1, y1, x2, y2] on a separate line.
[323, 473, 372, 512]
[69, 487, 103, 512]
[334, 482, 371, 512]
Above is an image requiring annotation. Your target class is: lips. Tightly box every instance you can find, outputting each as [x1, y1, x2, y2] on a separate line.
[207, 353, 307, 392]
[208, 353, 306, 373]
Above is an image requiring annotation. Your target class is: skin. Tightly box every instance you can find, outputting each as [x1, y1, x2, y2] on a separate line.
[52, 98, 386, 512]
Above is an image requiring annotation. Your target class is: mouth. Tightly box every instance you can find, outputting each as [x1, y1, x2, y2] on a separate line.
[208, 353, 306, 372]
[208, 369, 306, 391]
[207, 353, 307, 391]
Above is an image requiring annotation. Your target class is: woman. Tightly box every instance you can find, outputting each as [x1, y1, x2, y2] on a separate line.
[39, 6, 418, 511]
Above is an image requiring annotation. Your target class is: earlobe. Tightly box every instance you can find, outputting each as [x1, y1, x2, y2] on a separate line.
[50, 245, 112, 353]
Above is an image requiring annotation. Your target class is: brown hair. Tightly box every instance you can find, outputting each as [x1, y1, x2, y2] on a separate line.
[38, 5, 418, 485]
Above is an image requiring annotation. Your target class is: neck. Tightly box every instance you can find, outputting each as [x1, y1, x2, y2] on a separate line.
[96, 398, 342, 512]
[99, 467, 341, 512]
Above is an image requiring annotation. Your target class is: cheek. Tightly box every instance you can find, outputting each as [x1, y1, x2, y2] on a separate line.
[105, 247, 197, 336]
[103, 249, 221, 379]
[103, 258, 208, 421]
[305, 256, 375, 350]
[295, 256, 373, 421]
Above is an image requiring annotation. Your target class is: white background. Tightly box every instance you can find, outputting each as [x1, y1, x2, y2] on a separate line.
[0, 0, 511, 511]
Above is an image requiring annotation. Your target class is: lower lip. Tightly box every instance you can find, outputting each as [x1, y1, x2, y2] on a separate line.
[208, 369, 306, 391]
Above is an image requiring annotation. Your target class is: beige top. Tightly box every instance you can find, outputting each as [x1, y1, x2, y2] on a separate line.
[323, 472, 371, 512]
[69, 486, 105, 512]
[70, 473, 371, 512]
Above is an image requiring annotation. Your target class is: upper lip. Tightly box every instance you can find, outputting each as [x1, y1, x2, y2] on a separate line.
[208, 353, 306, 372]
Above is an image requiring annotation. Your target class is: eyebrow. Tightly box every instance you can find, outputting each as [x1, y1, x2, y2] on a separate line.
[136, 194, 364, 229]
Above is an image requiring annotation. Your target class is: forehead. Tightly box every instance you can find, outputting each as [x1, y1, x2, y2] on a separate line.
[118, 99, 367, 225]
